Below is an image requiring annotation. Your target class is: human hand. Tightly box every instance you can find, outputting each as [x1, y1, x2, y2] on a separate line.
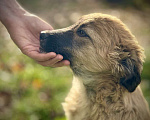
[7, 13, 70, 67]
[0, 0, 70, 67]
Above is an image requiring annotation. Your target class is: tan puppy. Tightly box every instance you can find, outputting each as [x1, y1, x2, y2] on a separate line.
[40, 13, 150, 120]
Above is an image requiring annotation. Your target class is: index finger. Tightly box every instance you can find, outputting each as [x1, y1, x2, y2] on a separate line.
[27, 51, 57, 62]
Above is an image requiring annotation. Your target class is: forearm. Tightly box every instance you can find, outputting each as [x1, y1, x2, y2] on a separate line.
[0, 0, 26, 27]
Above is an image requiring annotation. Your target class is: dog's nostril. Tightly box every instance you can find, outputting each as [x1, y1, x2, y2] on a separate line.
[40, 33, 49, 40]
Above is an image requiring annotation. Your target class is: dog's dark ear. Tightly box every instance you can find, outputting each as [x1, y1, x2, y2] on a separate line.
[120, 58, 141, 92]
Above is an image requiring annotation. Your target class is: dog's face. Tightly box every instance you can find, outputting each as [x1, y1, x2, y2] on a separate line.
[40, 13, 145, 92]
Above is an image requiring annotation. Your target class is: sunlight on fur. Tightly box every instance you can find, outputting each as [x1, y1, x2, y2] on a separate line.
[40, 13, 150, 120]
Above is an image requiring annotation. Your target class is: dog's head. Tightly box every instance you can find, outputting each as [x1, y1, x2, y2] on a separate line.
[40, 13, 145, 92]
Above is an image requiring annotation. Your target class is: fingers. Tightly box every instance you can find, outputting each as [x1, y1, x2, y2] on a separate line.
[37, 54, 70, 67]
[24, 50, 70, 67]
[37, 54, 63, 66]
[27, 51, 57, 62]
[51, 60, 70, 67]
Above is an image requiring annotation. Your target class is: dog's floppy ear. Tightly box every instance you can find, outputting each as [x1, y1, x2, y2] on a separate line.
[119, 57, 141, 92]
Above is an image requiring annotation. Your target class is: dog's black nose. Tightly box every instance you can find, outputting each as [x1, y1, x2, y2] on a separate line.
[40, 33, 49, 40]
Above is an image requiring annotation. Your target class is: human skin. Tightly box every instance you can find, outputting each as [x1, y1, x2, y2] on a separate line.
[0, 0, 70, 67]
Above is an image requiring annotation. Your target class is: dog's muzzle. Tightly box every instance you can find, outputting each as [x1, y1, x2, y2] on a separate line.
[39, 29, 74, 61]
[39, 33, 49, 53]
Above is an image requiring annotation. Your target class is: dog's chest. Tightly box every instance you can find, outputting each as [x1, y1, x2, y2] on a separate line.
[62, 78, 92, 120]
[63, 101, 91, 120]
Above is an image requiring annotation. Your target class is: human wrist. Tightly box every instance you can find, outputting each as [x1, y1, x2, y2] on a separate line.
[0, 0, 27, 27]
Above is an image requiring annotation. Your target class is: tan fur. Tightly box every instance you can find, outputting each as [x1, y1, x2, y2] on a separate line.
[61, 13, 150, 120]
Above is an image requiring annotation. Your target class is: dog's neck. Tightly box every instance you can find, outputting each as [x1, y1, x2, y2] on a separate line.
[75, 74, 125, 118]
[63, 75, 150, 120]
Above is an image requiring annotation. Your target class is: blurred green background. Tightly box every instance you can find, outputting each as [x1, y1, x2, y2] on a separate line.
[0, 0, 150, 120]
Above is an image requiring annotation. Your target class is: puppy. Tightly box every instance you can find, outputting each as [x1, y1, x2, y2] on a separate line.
[40, 13, 150, 120]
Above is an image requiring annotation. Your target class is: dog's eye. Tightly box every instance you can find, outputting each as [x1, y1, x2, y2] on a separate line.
[77, 29, 88, 37]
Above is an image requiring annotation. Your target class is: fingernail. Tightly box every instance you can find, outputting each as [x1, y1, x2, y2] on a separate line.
[64, 61, 70, 66]
[57, 55, 63, 60]
[50, 52, 56, 57]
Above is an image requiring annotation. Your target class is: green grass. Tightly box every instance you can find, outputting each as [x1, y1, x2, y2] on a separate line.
[0, 39, 72, 119]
